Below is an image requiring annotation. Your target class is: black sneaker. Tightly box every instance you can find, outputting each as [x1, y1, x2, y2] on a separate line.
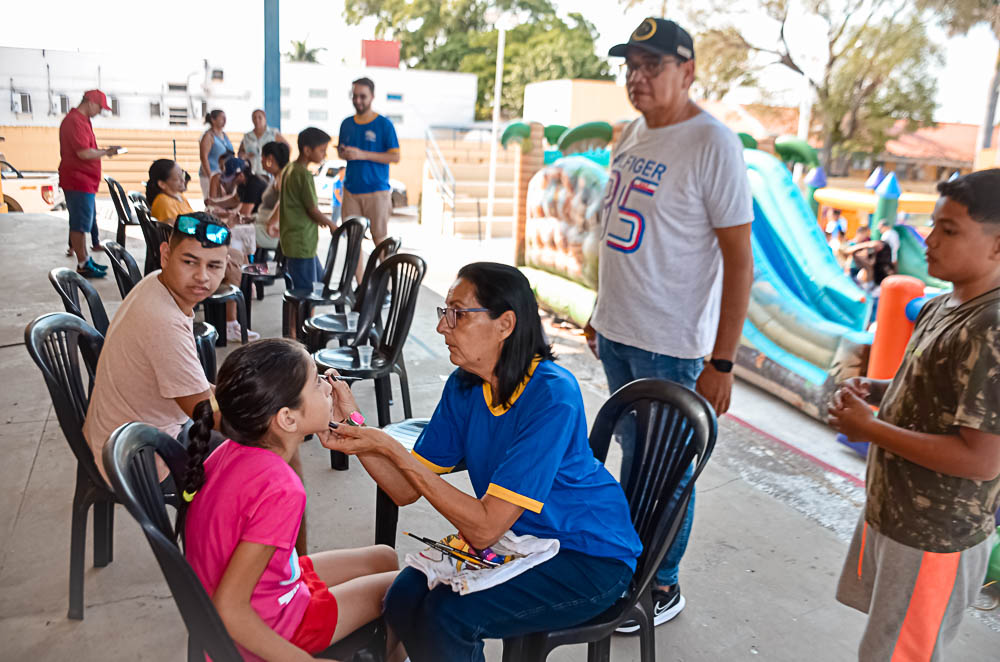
[615, 584, 686, 634]
[77, 261, 107, 279]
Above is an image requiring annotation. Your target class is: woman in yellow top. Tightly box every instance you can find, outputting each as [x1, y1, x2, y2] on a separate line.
[147, 159, 194, 223]
[147, 158, 260, 342]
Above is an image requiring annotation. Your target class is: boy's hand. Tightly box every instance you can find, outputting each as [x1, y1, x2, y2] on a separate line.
[837, 377, 872, 404]
[828, 389, 876, 440]
[340, 146, 363, 161]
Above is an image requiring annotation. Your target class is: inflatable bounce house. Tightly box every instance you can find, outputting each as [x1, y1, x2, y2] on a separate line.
[507, 120, 946, 421]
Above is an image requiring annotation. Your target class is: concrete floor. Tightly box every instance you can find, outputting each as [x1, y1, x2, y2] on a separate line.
[1, 209, 997, 661]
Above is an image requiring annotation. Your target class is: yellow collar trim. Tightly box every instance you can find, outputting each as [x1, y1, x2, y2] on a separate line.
[353, 112, 379, 125]
[482, 357, 542, 417]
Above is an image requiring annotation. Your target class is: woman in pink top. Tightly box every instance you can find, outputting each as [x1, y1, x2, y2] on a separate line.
[183, 339, 405, 661]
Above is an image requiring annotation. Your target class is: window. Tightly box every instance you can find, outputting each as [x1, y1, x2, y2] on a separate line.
[168, 106, 188, 126]
[281, 109, 291, 120]
[308, 109, 328, 121]
[211, 69, 224, 81]
[386, 93, 403, 102]
[281, 87, 290, 97]
[201, 100, 208, 118]
[168, 83, 187, 92]
[14, 92, 32, 114]
[150, 101, 161, 118]
[386, 114, 403, 125]
[308, 88, 328, 99]
[59, 94, 70, 114]
[110, 96, 120, 117]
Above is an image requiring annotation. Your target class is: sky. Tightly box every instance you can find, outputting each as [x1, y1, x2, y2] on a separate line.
[2, 0, 997, 126]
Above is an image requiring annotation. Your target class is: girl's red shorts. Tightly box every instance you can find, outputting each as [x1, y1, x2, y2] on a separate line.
[289, 555, 339, 653]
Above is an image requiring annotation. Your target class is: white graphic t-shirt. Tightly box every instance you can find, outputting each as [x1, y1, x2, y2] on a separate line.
[591, 110, 752, 358]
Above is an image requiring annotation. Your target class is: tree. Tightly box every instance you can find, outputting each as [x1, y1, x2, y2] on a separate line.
[693, 28, 758, 100]
[343, 1, 612, 119]
[915, 0, 1000, 149]
[668, 1, 942, 170]
[285, 39, 325, 63]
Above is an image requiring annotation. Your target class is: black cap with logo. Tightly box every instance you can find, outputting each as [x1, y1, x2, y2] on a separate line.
[608, 18, 694, 61]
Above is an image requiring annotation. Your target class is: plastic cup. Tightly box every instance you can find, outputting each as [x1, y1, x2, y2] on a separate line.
[357, 345, 374, 368]
[346, 311, 360, 332]
[312, 281, 324, 297]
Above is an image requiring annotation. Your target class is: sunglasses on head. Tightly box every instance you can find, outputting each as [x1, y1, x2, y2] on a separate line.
[175, 214, 231, 247]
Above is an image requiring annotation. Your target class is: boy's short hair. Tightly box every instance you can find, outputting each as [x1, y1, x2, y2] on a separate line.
[937, 169, 1000, 225]
[352, 77, 375, 94]
[261, 141, 290, 168]
[297, 127, 331, 151]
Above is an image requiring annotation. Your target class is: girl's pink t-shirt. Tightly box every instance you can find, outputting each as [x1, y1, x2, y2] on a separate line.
[184, 440, 311, 660]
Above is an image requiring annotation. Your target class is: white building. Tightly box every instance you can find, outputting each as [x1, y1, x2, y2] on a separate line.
[1, 47, 477, 139]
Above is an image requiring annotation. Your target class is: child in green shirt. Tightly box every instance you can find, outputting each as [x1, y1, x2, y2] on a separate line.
[279, 127, 337, 289]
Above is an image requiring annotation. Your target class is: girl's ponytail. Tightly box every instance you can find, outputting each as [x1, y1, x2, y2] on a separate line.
[181, 398, 216, 499]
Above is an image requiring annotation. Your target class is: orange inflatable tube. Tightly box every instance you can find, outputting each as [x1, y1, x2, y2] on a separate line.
[868, 275, 925, 380]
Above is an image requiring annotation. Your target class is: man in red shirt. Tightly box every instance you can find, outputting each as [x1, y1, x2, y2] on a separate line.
[59, 90, 119, 278]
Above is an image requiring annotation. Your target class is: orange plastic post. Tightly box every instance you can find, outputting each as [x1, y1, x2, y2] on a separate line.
[868, 275, 925, 380]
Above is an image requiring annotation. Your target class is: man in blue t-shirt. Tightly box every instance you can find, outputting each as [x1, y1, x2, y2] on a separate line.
[338, 77, 400, 250]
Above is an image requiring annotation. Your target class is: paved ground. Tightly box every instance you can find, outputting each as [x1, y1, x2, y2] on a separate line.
[1, 209, 997, 661]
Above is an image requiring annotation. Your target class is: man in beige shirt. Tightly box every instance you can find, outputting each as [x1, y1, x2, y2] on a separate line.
[84, 212, 229, 481]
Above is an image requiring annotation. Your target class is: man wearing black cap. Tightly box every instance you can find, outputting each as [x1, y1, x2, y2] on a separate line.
[584, 17, 754, 629]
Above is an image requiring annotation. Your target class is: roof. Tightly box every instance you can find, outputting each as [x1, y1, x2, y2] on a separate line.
[881, 120, 1000, 167]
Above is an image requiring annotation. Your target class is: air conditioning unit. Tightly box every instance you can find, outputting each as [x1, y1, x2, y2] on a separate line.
[12, 92, 32, 114]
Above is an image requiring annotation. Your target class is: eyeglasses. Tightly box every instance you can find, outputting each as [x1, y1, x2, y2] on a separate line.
[436, 306, 489, 329]
[175, 214, 231, 247]
[619, 56, 679, 79]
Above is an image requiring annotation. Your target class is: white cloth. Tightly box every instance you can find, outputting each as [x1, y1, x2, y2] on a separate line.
[405, 531, 560, 595]
[881, 228, 900, 263]
[240, 126, 279, 176]
[590, 110, 752, 358]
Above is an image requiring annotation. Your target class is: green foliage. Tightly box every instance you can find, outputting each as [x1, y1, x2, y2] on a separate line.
[343, 1, 612, 119]
[285, 39, 325, 63]
[693, 28, 758, 100]
[913, 0, 1000, 37]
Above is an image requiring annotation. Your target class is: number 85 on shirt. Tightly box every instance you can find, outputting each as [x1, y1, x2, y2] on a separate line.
[602, 172, 660, 253]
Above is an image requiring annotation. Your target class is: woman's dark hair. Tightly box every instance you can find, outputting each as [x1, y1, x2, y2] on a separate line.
[262, 140, 290, 168]
[298, 126, 331, 151]
[454, 262, 554, 408]
[146, 158, 176, 206]
[204, 108, 225, 125]
[937, 169, 1000, 225]
[181, 338, 312, 496]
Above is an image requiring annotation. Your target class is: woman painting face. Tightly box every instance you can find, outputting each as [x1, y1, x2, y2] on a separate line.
[437, 278, 514, 378]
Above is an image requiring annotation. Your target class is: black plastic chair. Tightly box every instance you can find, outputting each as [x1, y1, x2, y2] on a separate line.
[103, 422, 386, 662]
[24, 312, 110, 620]
[304, 236, 402, 352]
[500, 378, 718, 662]
[240, 245, 293, 330]
[193, 322, 219, 382]
[137, 207, 173, 275]
[49, 267, 111, 335]
[105, 176, 136, 247]
[282, 217, 369, 341]
[201, 284, 249, 347]
[102, 240, 143, 298]
[314, 253, 426, 471]
[128, 191, 149, 212]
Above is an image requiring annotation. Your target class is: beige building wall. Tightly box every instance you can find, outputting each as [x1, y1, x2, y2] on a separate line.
[523, 79, 637, 130]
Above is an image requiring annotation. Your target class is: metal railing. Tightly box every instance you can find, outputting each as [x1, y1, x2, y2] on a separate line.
[424, 127, 456, 209]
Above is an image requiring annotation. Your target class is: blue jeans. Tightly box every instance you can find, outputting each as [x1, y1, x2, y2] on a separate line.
[285, 256, 322, 290]
[597, 333, 701, 587]
[384, 550, 632, 662]
[65, 190, 96, 233]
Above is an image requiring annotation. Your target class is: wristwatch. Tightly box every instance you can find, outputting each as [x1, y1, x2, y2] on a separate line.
[708, 358, 734, 373]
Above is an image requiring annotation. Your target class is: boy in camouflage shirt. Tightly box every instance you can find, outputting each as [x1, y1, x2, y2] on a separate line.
[829, 169, 1000, 661]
